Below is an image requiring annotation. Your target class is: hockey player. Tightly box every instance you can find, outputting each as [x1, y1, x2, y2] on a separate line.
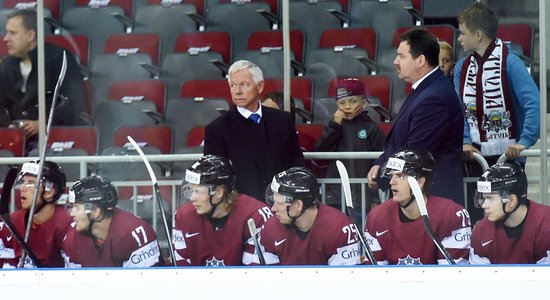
[470, 161, 550, 264]
[172, 154, 271, 266]
[364, 149, 471, 265]
[0, 160, 71, 268]
[62, 175, 164, 267]
[260, 167, 361, 265]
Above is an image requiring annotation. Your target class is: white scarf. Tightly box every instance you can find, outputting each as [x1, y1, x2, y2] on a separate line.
[461, 38, 515, 156]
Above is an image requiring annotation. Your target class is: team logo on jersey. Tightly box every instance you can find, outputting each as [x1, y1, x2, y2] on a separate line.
[357, 129, 368, 139]
[397, 255, 421, 265]
[206, 257, 225, 267]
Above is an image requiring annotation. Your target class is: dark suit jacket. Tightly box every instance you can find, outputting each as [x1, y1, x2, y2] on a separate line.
[375, 69, 464, 205]
[204, 106, 305, 201]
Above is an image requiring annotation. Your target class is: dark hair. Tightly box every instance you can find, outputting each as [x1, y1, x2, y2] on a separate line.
[458, 2, 498, 40]
[262, 91, 296, 123]
[8, 9, 37, 32]
[399, 28, 439, 68]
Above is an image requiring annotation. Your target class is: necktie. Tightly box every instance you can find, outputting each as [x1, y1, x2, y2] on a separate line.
[249, 113, 261, 124]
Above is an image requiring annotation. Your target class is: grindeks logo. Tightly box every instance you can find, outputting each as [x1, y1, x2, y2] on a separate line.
[126, 241, 161, 267]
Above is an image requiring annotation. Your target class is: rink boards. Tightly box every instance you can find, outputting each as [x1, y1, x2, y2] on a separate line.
[1, 265, 550, 299]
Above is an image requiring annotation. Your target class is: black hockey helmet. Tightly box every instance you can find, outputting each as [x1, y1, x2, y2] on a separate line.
[183, 155, 235, 192]
[70, 175, 118, 214]
[381, 148, 436, 185]
[16, 160, 66, 200]
[476, 161, 527, 205]
[266, 167, 319, 208]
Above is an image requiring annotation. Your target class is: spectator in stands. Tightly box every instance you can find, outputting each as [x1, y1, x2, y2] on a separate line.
[454, 2, 539, 223]
[367, 28, 464, 205]
[172, 155, 271, 266]
[204, 60, 304, 202]
[438, 40, 454, 79]
[258, 167, 360, 265]
[316, 78, 384, 213]
[470, 161, 550, 264]
[261, 91, 296, 123]
[0, 9, 87, 154]
[0, 160, 71, 268]
[62, 175, 164, 267]
[364, 149, 471, 265]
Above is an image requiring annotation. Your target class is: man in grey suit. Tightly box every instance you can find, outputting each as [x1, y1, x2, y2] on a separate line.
[204, 60, 304, 202]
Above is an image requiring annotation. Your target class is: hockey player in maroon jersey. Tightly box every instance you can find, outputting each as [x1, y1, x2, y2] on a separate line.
[172, 155, 272, 266]
[0, 160, 71, 268]
[62, 176, 163, 267]
[364, 149, 471, 265]
[259, 167, 361, 265]
[470, 161, 550, 264]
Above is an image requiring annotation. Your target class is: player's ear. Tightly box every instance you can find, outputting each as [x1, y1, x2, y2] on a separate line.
[417, 176, 427, 192]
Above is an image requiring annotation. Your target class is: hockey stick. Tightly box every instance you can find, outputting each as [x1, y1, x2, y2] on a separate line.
[127, 136, 177, 267]
[20, 51, 68, 268]
[407, 176, 455, 265]
[247, 218, 266, 266]
[0, 167, 42, 267]
[335, 160, 377, 265]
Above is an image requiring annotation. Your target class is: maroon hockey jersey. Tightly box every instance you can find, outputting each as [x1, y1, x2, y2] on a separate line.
[470, 200, 550, 264]
[365, 196, 471, 265]
[259, 204, 361, 265]
[172, 194, 271, 266]
[1, 206, 72, 268]
[62, 208, 162, 267]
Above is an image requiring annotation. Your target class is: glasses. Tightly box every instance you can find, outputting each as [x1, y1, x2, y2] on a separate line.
[229, 82, 254, 91]
[14, 180, 37, 190]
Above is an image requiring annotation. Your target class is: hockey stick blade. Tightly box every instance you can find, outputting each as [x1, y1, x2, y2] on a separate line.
[127, 136, 177, 266]
[335, 160, 377, 265]
[247, 218, 266, 266]
[407, 176, 455, 265]
[0, 167, 42, 267]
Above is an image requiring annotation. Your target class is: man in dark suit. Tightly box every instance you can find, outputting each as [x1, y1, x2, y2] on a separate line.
[367, 29, 464, 205]
[204, 60, 304, 202]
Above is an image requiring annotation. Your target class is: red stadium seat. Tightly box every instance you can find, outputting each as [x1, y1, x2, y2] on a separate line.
[247, 30, 304, 64]
[4, 0, 61, 19]
[175, 32, 231, 65]
[48, 126, 98, 155]
[262, 77, 312, 112]
[187, 125, 205, 147]
[76, 0, 134, 18]
[319, 28, 377, 64]
[104, 33, 160, 65]
[113, 125, 173, 154]
[497, 23, 534, 60]
[108, 79, 166, 114]
[45, 34, 89, 67]
[392, 25, 456, 48]
[0, 128, 25, 157]
[180, 79, 232, 105]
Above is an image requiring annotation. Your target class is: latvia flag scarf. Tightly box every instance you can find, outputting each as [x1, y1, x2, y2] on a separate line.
[460, 38, 516, 156]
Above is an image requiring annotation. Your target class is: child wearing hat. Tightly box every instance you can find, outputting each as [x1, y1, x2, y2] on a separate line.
[317, 78, 385, 214]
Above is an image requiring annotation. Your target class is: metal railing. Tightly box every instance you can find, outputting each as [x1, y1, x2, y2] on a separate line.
[0, 151, 501, 231]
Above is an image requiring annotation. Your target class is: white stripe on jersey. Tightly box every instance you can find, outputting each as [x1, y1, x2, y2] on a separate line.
[172, 229, 187, 250]
[123, 240, 161, 268]
[536, 250, 550, 264]
[328, 242, 361, 266]
[263, 252, 280, 265]
[364, 231, 382, 251]
[442, 226, 471, 249]
[242, 251, 255, 265]
[0, 246, 15, 259]
[469, 248, 491, 264]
